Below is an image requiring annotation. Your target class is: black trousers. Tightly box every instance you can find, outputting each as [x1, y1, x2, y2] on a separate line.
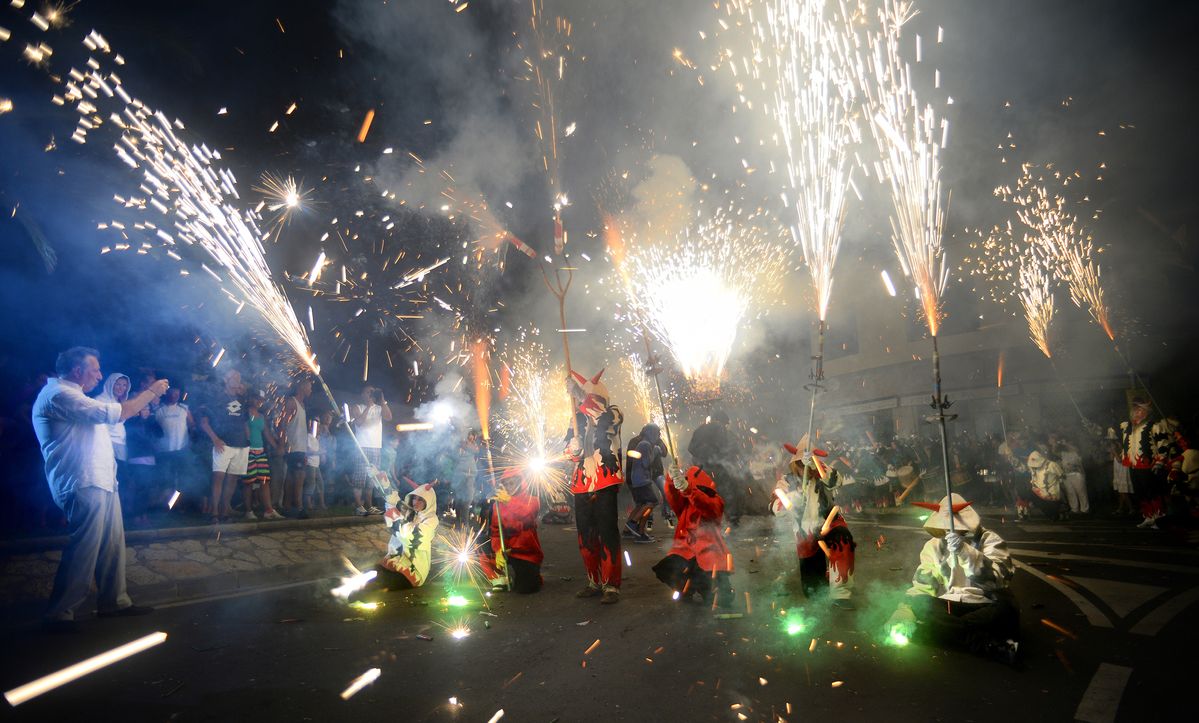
[574, 485, 622, 587]
[508, 557, 542, 594]
[911, 593, 1019, 652]
[652, 553, 734, 607]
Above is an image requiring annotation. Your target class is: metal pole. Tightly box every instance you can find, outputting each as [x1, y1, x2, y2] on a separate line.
[804, 319, 826, 450]
[931, 334, 955, 535]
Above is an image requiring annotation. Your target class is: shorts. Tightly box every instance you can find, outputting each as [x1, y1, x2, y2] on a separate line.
[246, 447, 270, 488]
[213, 445, 249, 476]
[350, 448, 382, 490]
[286, 451, 307, 470]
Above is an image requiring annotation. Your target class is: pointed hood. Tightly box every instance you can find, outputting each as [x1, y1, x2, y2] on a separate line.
[405, 483, 438, 519]
[568, 368, 610, 418]
[686, 465, 717, 493]
[1027, 450, 1047, 470]
[783, 436, 829, 479]
[912, 493, 981, 536]
[97, 373, 131, 403]
[640, 423, 661, 445]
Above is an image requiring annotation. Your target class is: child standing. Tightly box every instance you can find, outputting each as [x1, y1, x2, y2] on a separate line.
[246, 394, 285, 520]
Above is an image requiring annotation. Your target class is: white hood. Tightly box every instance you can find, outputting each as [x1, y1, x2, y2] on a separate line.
[915, 493, 981, 536]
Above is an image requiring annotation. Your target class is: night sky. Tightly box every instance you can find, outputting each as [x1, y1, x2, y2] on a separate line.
[1, 0, 1196, 410]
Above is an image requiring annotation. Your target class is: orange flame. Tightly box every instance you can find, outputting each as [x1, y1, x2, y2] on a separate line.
[997, 351, 1005, 389]
[472, 340, 492, 440]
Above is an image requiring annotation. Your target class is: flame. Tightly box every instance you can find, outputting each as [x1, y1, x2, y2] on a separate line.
[473, 340, 492, 440]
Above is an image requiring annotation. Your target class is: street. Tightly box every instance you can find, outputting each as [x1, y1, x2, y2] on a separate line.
[1, 509, 1194, 722]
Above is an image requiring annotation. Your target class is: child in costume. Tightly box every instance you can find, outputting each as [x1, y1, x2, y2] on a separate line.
[769, 439, 854, 608]
[652, 465, 734, 607]
[886, 493, 1018, 663]
[480, 471, 544, 594]
[372, 483, 440, 590]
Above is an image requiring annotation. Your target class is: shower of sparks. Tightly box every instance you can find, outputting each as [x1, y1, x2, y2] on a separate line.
[4, 631, 167, 707]
[620, 353, 662, 428]
[622, 207, 787, 396]
[494, 338, 572, 500]
[432, 526, 489, 592]
[331, 569, 377, 599]
[1017, 253, 1055, 358]
[735, 0, 861, 322]
[30, 31, 318, 372]
[339, 668, 381, 700]
[860, 0, 952, 336]
[518, 0, 574, 203]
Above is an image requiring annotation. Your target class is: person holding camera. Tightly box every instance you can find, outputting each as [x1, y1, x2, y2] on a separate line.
[349, 385, 391, 516]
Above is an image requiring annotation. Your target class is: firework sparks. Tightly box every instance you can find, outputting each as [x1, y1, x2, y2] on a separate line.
[622, 207, 787, 396]
[494, 339, 572, 499]
[339, 668, 381, 700]
[860, 0, 952, 336]
[1017, 253, 1055, 358]
[620, 353, 662, 428]
[432, 525, 489, 591]
[253, 172, 311, 239]
[4, 632, 167, 706]
[737, 0, 861, 322]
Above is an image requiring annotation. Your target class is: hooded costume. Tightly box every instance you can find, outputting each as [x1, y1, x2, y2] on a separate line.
[769, 440, 854, 602]
[96, 373, 131, 462]
[625, 423, 665, 541]
[480, 472, 544, 594]
[565, 368, 624, 600]
[888, 493, 1018, 661]
[1021, 449, 1067, 521]
[652, 466, 734, 606]
[376, 484, 440, 588]
[1115, 401, 1183, 526]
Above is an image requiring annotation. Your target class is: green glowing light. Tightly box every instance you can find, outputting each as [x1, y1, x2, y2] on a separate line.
[918, 514, 930, 522]
[786, 622, 804, 636]
[446, 594, 470, 608]
[887, 626, 910, 647]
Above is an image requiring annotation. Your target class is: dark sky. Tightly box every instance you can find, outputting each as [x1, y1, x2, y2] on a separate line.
[1, 0, 1196, 402]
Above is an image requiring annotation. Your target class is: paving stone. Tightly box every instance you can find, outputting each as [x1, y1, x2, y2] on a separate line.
[126, 564, 167, 586]
[140, 547, 180, 561]
[146, 559, 212, 579]
[183, 551, 217, 565]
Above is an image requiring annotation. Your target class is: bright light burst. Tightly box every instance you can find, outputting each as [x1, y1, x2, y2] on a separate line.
[734, 0, 861, 322]
[620, 353, 662, 429]
[623, 208, 787, 396]
[494, 338, 572, 499]
[860, 0, 952, 336]
[1017, 253, 1055, 358]
[253, 172, 311, 238]
[432, 525, 489, 592]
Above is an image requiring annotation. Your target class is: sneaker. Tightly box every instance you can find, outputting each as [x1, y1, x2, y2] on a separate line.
[244, 511, 258, 521]
[666, 516, 676, 529]
[98, 604, 153, 618]
[575, 584, 602, 598]
[623, 520, 639, 538]
[600, 586, 620, 604]
[368, 506, 383, 515]
[831, 598, 855, 611]
[1137, 516, 1156, 529]
[262, 509, 286, 520]
[633, 532, 656, 544]
[354, 506, 369, 516]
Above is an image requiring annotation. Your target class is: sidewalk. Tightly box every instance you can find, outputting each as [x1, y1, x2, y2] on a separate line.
[0, 514, 388, 610]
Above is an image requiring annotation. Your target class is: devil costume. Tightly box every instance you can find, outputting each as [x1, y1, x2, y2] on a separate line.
[769, 441, 854, 605]
[653, 466, 734, 607]
[479, 475, 544, 594]
[565, 368, 624, 603]
[887, 493, 1019, 662]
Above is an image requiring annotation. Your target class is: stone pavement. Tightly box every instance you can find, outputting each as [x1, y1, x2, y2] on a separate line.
[0, 516, 388, 609]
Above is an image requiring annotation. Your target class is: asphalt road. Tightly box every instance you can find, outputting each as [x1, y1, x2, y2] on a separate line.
[0, 509, 1194, 722]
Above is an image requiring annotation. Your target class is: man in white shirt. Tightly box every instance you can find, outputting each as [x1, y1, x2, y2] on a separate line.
[31, 347, 168, 632]
[350, 385, 392, 515]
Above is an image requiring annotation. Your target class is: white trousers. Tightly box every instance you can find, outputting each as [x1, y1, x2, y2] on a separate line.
[45, 486, 133, 621]
[1063, 472, 1089, 514]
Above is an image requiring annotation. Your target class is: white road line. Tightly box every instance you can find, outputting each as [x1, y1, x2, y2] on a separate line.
[1129, 586, 1199, 636]
[1012, 560, 1112, 628]
[1074, 663, 1132, 723]
[1009, 549, 1199, 575]
[154, 579, 323, 610]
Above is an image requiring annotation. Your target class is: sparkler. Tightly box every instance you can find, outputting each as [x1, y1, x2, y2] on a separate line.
[339, 668, 381, 700]
[253, 172, 310, 240]
[494, 340, 572, 500]
[431, 525, 489, 592]
[622, 207, 787, 398]
[1017, 253, 1055, 359]
[5, 631, 167, 706]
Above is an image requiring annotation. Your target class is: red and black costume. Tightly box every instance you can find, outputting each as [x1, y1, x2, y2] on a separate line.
[565, 369, 624, 601]
[479, 478, 544, 594]
[653, 466, 734, 606]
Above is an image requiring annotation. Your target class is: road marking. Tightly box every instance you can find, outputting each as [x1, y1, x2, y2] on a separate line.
[1013, 560, 1111, 627]
[1065, 577, 1167, 619]
[1074, 663, 1132, 723]
[1008, 548, 1199, 575]
[154, 579, 323, 610]
[1129, 586, 1199, 636]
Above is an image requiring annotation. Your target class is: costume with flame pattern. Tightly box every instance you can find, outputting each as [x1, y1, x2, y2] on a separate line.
[564, 368, 625, 600]
[769, 438, 854, 603]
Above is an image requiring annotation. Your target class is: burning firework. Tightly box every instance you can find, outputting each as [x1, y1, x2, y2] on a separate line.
[1017, 253, 1055, 358]
[622, 207, 787, 397]
[494, 339, 572, 499]
[432, 525, 489, 592]
[253, 172, 311, 239]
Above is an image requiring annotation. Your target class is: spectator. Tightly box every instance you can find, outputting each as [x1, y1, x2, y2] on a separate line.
[1057, 438, 1090, 516]
[96, 373, 131, 483]
[245, 392, 285, 520]
[282, 378, 312, 518]
[349, 385, 391, 516]
[32, 346, 167, 631]
[154, 386, 194, 505]
[305, 411, 330, 512]
[123, 406, 162, 527]
[198, 369, 250, 524]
